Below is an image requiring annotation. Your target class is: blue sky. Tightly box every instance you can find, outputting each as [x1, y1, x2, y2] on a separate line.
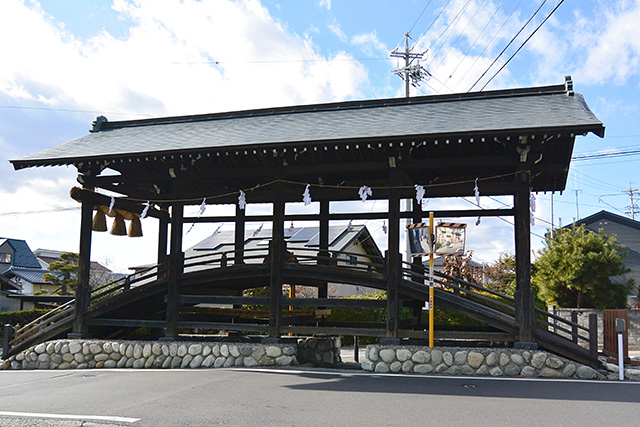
[1, 0, 640, 272]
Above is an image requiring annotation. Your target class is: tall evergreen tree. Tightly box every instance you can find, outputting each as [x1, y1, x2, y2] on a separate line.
[534, 225, 633, 308]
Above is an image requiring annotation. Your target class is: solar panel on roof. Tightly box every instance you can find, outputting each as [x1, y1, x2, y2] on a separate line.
[288, 227, 319, 242]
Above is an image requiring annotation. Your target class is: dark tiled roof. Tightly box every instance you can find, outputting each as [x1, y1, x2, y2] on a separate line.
[5, 266, 51, 284]
[0, 238, 42, 269]
[11, 82, 604, 169]
[567, 210, 640, 233]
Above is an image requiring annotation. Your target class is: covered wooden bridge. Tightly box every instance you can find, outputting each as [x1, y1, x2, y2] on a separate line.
[7, 78, 605, 366]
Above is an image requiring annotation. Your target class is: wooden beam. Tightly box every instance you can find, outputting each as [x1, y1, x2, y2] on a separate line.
[70, 187, 167, 220]
[514, 170, 534, 343]
[287, 298, 387, 308]
[71, 188, 93, 337]
[184, 208, 516, 223]
[269, 180, 284, 338]
[164, 203, 183, 339]
[235, 204, 245, 265]
[318, 199, 329, 300]
[387, 164, 400, 338]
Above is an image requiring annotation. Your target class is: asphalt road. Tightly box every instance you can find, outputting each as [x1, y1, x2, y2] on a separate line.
[0, 368, 638, 426]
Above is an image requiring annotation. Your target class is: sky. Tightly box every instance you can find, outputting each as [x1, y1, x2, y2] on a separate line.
[1, 0, 640, 273]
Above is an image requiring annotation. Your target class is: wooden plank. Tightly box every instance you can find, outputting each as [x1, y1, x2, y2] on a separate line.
[178, 295, 269, 305]
[287, 298, 386, 308]
[281, 326, 387, 337]
[157, 209, 169, 272]
[235, 204, 245, 265]
[185, 208, 515, 223]
[88, 319, 166, 328]
[176, 321, 268, 333]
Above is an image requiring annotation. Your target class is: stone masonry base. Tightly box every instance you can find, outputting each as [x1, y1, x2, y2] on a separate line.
[362, 345, 605, 380]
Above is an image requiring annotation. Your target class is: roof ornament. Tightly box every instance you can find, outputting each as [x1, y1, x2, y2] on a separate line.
[303, 184, 312, 206]
[474, 178, 480, 207]
[415, 184, 425, 205]
[238, 190, 247, 210]
[358, 185, 372, 202]
[530, 191, 536, 226]
[565, 75, 574, 96]
[140, 201, 150, 219]
[90, 116, 108, 133]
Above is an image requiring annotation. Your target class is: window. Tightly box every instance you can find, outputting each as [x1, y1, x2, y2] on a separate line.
[0, 253, 11, 264]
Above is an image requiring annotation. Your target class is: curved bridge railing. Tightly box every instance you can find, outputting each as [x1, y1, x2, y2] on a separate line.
[3, 246, 598, 366]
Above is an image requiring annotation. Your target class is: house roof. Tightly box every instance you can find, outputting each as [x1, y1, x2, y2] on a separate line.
[0, 238, 43, 270]
[568, 210, 640, 233]
[4, 266, 51, 284]
[11, 81, 603, 170]
[33, 248, 112, 273]
[186, 224, 381, 260]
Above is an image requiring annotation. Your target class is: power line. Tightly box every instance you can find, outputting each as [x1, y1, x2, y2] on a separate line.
[0, 207, 80, 216]
[445, 0, 518, 90]
[0, 105, 154, 117]
[477, 0, 565, 91]
[411, 0, 455, 51]
[468, 0, 549, 92]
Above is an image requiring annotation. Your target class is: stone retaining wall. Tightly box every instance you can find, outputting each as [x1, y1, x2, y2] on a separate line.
[297, 337, 341, 366]
[362, 345, 604, 380]
[1, 339, 297, 370]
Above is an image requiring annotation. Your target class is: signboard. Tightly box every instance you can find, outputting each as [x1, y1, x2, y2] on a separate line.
[407, 222, 467, 256]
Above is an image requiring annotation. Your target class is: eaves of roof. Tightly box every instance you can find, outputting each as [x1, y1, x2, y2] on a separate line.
[566, 210, 640, 233]
[10, 81, 604, 170]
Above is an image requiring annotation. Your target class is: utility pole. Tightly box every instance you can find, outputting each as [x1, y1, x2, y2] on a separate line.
[391, 33, 430, 97]
[623, 183, 640, 220]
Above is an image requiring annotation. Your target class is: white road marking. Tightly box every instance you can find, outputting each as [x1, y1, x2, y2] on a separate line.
[0, 411, 140, 423]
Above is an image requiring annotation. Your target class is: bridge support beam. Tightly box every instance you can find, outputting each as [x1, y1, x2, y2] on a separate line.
[386, 165, 400, 338]
[411, 198, 424, 328]
[157, 206, 169, 280]
[269, 181, 285, 338]
[71, 181, 93, 338]
[164, 203, 184, 340]
[318, 199, 329, 299]
[514, 170, 535, 347]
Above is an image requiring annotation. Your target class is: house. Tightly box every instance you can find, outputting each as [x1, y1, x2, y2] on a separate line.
[183, 223, 383, 297]
[33, 248, 120, 286]
[0, 238, 53, 297]
[568, 210, 640, 305]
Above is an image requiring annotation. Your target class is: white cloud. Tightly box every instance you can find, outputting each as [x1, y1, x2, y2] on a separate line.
[327, 19, 347, 42]
[351, 31, 388, 56]
[572, 0, 640, 85]
[0, 0, 369, 272]
[317, 0, 331, 11]
[0, 0, 368, 118]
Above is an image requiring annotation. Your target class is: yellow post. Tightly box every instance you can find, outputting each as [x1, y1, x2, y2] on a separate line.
[429, 211, 435, 348]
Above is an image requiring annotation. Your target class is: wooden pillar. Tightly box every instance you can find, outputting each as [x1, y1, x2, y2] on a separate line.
[71, 184, 93, 337]
[386, 165, 401, 338]
[514, 170, 535, 345]
[234, 204, 246, 265]
[164, 203, 184, 339]
[157, 208, 169, 278]
[411, 198, 424, 326]
[318, 198, 329, 299]
[269, 181, 285, 338]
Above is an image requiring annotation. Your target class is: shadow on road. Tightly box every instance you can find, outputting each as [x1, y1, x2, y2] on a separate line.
[269, 371, 640, 403]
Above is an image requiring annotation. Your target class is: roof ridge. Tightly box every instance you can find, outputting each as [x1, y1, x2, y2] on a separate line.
[93, 83, 568, 131]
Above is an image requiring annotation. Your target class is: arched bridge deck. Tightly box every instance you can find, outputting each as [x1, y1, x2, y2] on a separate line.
[3, 247, 599, 367]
